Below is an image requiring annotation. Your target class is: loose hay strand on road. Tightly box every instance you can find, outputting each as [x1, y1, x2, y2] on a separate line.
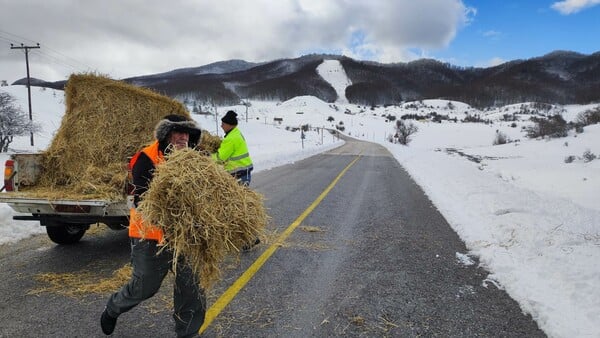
[29, 264, 133, 298]
[136, 148, 268, 289]
[299, 225, 326, 233]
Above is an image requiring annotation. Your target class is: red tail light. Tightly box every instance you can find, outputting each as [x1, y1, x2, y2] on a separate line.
[4, 160, 15, 192]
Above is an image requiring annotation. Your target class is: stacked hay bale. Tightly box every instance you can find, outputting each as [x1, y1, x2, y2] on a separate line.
[23, 73, 190, 200]
[137, 148, 267, 288]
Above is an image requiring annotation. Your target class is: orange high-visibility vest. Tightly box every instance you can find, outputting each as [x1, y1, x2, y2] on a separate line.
[128, 141, 164, 242]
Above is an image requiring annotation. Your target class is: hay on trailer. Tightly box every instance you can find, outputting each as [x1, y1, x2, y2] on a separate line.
[18, 73, 190, 200]
[136, 148, 268, 289]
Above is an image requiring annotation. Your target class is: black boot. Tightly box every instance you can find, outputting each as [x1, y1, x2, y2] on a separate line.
[100, 308, 118, 335]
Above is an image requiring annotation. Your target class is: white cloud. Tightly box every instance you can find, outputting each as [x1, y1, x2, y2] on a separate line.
[482, 30, 502, 38]
[551, 0, 600, 14]
[0, 0, 473, 82]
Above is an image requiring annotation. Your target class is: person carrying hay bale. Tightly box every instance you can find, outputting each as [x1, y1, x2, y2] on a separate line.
[101, 115, 205, 338]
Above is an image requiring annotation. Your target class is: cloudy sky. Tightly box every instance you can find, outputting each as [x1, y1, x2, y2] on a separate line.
[1, 0, 599, 84]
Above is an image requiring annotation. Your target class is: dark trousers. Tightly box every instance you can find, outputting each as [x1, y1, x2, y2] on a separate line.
[232, 168, 252, 186]
[106, 238, 206, 337]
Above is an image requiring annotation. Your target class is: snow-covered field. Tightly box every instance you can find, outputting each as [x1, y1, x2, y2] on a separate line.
[1, 60, 599, 337]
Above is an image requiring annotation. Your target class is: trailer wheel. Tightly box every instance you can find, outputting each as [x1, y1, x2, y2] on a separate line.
[46, 225, 87, 244]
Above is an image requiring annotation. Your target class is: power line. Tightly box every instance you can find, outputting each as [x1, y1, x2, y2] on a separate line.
[39, 45, 95, 71]
[0, 35, 16, 45]
[1, 30, 98, 79]
[0, 29, 38, 45]
[31, 50, 90, 76]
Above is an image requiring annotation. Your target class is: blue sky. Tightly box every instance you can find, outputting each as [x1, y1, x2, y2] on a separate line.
[433, 1, 600, 67]
[1, 0, 599, 82]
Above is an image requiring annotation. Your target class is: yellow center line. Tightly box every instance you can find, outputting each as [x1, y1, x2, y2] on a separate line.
[200, 154, 362, 333]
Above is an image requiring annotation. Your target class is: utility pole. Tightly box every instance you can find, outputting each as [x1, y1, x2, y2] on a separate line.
[11, 43, 40, 146]
[321, 126, 324, 144]
[214, 102, 219, 137]
[240, 100, 251, 123]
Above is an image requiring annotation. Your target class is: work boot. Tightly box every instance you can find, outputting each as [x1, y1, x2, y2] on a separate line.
[100, 308, 118, 335]
[179, 334, 201, 338]
[242, 238, 261, 252]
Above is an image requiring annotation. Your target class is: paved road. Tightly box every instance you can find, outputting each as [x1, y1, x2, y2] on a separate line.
[0, 138, 545, 337]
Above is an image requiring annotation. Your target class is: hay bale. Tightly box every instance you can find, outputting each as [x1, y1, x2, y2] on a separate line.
[136, 148, 267, 288]
[198, 131, 222, 153]
[22, 73, 190, 200]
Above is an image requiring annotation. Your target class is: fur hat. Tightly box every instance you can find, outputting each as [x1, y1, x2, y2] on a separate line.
[221, 110, 238, 125]
[154, 114, 201, 148]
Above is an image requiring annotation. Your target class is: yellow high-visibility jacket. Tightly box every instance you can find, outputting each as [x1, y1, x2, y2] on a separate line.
[212, 127, 253, 174]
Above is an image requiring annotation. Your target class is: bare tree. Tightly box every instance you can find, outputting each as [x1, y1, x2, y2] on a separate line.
[0, 92, 40, 152]
[526, 115, 568, 139]
[575, 106, 600, 126]
[395, 119, 418, 145]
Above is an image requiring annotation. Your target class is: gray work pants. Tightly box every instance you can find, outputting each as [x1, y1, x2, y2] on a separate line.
[106, 238, 206, 337]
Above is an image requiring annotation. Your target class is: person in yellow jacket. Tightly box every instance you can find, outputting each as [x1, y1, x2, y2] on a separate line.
[101, 115, 205, 338]
[212, 110, 259, 251]
[212, 110, 254, 186]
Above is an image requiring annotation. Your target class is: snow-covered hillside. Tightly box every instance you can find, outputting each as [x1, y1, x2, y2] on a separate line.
[316, 60, 352, 104]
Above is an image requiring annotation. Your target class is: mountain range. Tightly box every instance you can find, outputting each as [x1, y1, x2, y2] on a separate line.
[14, 50, 600, 108]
